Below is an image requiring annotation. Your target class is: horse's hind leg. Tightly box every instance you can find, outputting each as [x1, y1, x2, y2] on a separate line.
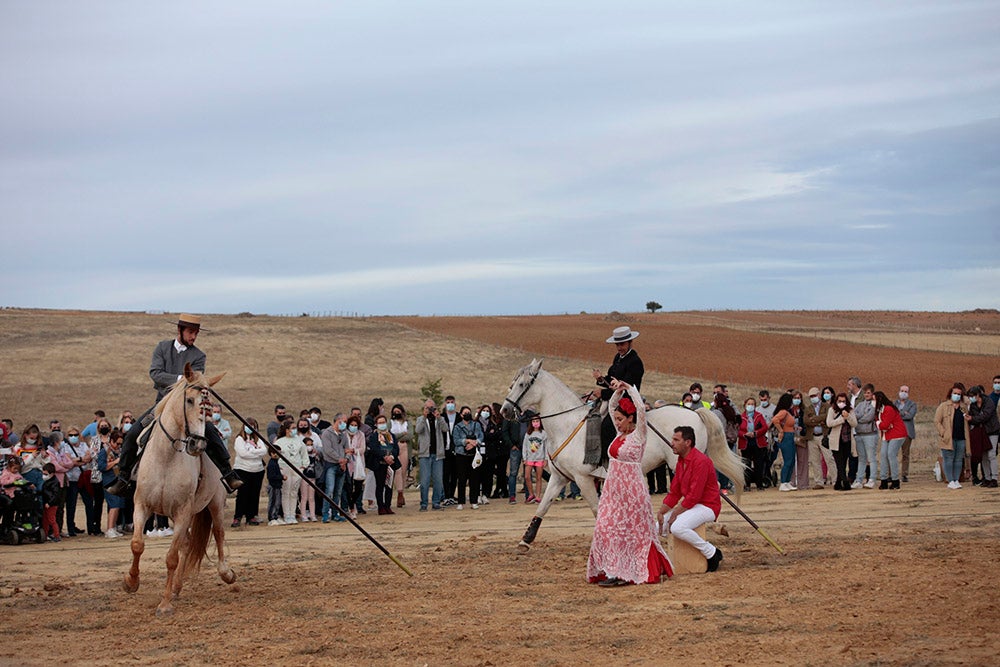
[124, 502, 151, 593]
[210, 494, 236, 584]
[576, 472, 600, 517]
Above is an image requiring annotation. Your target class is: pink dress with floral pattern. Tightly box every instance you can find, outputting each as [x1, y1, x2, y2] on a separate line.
[586, 386, 673, 584]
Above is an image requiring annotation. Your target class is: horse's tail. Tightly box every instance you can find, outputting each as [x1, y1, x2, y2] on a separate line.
[181, 506, 214, 579]
[694, 408, 745, 503]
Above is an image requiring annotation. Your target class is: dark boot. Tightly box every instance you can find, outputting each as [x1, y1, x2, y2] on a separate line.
[105, 408, 154, 496]
[204, 423, 242, 493]
[878, 479, 889, 490]
[890, 479, 900, 490]
[707, 548, 724, 572]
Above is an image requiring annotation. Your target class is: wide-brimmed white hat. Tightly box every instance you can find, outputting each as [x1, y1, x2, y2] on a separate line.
[606, 326, 639, 343]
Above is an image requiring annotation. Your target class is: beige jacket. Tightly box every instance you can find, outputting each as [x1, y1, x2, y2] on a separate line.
[934, 400, 971, 453]
[826, 407, 858, 455]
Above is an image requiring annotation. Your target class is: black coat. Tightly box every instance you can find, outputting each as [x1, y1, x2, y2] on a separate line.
[597, 349, 645, 401]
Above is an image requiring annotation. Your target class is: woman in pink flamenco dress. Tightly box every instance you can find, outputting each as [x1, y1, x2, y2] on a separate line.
[587, 380, 673, 586]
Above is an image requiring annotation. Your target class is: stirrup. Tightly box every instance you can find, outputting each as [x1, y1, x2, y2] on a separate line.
[106, 478, 134, 496]
[221, 472, 243, 494]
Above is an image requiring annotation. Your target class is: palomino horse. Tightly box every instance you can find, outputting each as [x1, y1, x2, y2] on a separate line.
[500, 359, 745, 550]
[123, 364, 236, 615]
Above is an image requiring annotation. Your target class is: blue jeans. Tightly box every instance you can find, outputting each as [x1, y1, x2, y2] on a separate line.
[942, 442, 965, 483]
[419, 456, 444, 508]
[322, 463, 346, 520]
[880, 438, 904, 480]
[855, 433, 879, 482]
[778, 432, 796, 483]
[507, 447, 523, 498]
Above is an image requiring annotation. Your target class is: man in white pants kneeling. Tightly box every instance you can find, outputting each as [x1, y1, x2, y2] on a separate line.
[656, 426, 724, 572]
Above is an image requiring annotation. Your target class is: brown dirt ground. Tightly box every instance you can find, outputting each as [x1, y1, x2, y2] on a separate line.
[2, 481, 999, 666]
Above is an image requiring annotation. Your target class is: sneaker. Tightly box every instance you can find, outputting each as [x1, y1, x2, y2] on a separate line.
[532, 496, 540, 504]
[509, 496, 517, 504]
[471, 504, 479, 509]
[863, 479, 876, 489]
[525, 495, 535, 504]
[285, 518, 298, 524]
[105, 529, 121, 539]
[480, 496, 490, 505]
[160, 527, 174, 537]
[778, 483, 792, 492]
[442, 498, 457, 507]
[248, 518, 260, 526]
[456, 504, 464, 510]
[850, 481, 863, 489]
[231, 519, 241, 528]
[419, 506, 428, 512]
[946, 481, 957, 489]
[268, 519, 281, 526]
[322, 517, 330, 523]
[431, 505, 441, 511]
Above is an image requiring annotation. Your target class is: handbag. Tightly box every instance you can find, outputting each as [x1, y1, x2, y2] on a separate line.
[353, 450, 367, 481]
[821, 435, 830, 449]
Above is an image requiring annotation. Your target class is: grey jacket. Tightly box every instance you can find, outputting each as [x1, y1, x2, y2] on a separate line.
[415, 415, 450, 460]
[319, 426, 347, 464]
[854, 399, 877, 435]
[149, 339, 206, 401]
[894, 398, 918, 439]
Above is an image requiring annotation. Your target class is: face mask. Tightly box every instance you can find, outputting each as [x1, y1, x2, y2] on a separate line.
[98, 426, 110, 435]
[531, 420, 541, 429]
[481, 411, 490, 419]
[310, 413, 319, 422]
[337, 422, 347, 431]
[691, 393, 701, 403]
[68, 436, 79, 445]
[822, 393, 832, 401]
[810, 396, 820, 405]
[836, 402, 847, 409]
[348, 425, 358, 434]
[26, 437, 37, 446]
[376, 423, 388, 432]
[994, 383, 1000, 392]
[899, 392, 908, 400]
[122, 422, 133, 433]
[683, 402, 693, 409]
[461, 413, 472, 421]
[392, 412, 402, 420]
[746, 405, 756, 414]
[43, 473, 53, 481]
[446, 403, 456, 412]
[792, 398, 802, 407]
[212, 413, 221, 422]
[760, 400, 769, 407]
[951, 393, 961, 403]
[297, 426, 309, 434]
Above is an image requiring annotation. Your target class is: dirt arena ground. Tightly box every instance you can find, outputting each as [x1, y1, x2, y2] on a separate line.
[2, 477, 999, 666]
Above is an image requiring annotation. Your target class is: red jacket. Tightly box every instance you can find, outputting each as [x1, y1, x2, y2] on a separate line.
[663, 447, 721, 518]
[737, 411, 770, 450]
[877, 404, 908, 441]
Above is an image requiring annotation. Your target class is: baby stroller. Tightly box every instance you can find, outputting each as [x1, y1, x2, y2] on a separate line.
[1, 481, 46, 545]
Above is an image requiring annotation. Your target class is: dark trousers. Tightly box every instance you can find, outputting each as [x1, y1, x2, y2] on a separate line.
[234, 469, 265, 521]
[646, 464, 668, 494]
[345, 478, 364, 511]
[64, 481, 82, 535]
[374, 465, 392, 511]
[443, 450, 457, 500]
[833, 447, 851, 488]
[848, 454, 859, 481]
[486, 454, 507, 497]
[81, 483, 103, 534]
[454, 455, 480, 504]
[742, 446, 768, 489]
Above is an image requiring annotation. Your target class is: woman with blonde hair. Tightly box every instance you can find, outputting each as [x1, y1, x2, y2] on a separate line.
[934, 384, 971, 489]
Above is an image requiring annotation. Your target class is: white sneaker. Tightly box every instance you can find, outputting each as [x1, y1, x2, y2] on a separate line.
[471, 503, 479, 509]
[954, 481, 963, 489]
[160, 527, 174, 537]
[863, 479, 876, 489]
[850, 481, 863, 489]
[285, 518, 297, 524]
[778, 483, 792, 492]
[933, 462, 942, 482]
[456, 504, 464, 510]
[480, 495, 490, 505]
[268, 519, 280, 526]
[145, 529, 158, 537]
[947, 481, 957, 489]
[105, 529, 121, 539]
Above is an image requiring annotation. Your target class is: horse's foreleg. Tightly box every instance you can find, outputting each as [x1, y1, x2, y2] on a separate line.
[576, 473, 601, 517]
[518, 468, 567, 551]
[124, 503, 151, 593]
[157, 534, 182, 616]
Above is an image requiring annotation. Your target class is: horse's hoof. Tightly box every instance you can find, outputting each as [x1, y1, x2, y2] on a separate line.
[123, 577, 139, 594]
[221, 569, 237, 585]
[517, 541, 530, 553]
[155, 605, 174, 617]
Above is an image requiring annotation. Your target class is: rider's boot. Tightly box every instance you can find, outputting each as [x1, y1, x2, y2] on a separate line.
[104, 411, 149, 496]
[205, 422, 242, 494]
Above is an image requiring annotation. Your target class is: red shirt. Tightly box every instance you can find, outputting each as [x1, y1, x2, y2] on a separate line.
[663, 446, 721, 518]
[877, 404, 907, 440]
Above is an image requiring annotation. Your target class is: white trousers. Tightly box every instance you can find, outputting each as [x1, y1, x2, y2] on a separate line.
[667, 503, 717, 558]
[282, 475, 301, 522]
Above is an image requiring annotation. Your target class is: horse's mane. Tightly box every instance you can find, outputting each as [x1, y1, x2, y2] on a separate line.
[153, 373, 200, 418]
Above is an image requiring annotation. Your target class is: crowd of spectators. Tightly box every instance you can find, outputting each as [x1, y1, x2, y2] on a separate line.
[3, 373, 998, 544]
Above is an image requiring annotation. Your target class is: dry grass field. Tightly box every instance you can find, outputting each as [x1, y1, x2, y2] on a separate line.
[2, 308, 999, 666]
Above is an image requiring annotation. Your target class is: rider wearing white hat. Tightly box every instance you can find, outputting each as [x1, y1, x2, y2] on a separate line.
[591, 326, 645, 452]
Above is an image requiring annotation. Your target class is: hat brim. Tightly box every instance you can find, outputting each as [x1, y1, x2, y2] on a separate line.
[173, 319, 205, 331]
[606, 332, 639, 343]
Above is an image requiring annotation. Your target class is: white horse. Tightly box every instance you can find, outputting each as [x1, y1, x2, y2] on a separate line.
[123, 364, 236, 616]
[500, 359, 744, 550]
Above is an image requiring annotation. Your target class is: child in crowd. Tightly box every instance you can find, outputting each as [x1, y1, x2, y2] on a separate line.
[300, 437, 319, 522]
[41, 462, 61, 541]
[1, 458, 27, 531]
[522, 415, 547, 503]
[266, 446, 285, 525]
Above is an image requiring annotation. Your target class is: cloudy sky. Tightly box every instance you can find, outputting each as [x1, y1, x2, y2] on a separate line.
[2, 1, 998, 315]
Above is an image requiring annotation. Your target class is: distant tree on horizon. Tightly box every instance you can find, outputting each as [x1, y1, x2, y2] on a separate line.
[646, 301, 662, 313]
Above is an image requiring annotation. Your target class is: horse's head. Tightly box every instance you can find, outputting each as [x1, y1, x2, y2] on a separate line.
[157, 363, 226, 456]
[501, 358, 544, 420]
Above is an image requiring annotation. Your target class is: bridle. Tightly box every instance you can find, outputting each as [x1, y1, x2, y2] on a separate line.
[156, 381, 210, 456]
[504, 366, 595, 422]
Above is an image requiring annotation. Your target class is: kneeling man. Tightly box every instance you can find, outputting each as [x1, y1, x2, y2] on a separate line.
[656, 426, 724, 572]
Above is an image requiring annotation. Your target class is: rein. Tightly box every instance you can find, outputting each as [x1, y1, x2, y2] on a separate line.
[155, 381, 210, 455]
[506, 366, 595, 422]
